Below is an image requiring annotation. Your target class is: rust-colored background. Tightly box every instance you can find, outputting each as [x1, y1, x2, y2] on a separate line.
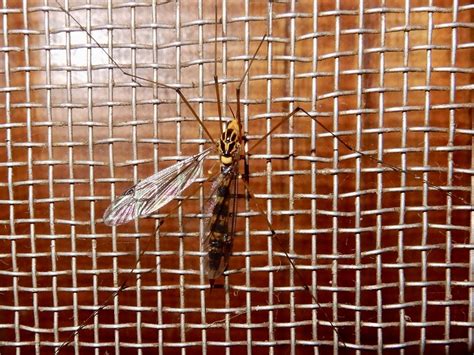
[0, 0, 472, 353]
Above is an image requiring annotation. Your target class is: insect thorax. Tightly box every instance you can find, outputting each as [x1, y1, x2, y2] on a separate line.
[218, 119, 241, 166]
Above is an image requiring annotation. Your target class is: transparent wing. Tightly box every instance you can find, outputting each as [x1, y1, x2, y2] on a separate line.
[104, 148, 212, 226]
[202, 163, 239, 280]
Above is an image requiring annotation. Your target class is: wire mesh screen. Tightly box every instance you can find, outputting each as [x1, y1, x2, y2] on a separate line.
[0, 0, 472, 353]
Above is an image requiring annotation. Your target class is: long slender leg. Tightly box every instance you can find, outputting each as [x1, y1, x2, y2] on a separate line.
[54, 0, 216, 145]
[214, 76, 223, 134]
[239, 177, 345, 348]
[237, 35, 267, 91]
[235, 35, 267, 129]
[57, 169, 221, 352]
[213, 0, 224, 134]
[248, 106, 467, 205]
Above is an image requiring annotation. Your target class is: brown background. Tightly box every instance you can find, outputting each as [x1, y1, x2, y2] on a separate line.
[0, 0, 472, 353]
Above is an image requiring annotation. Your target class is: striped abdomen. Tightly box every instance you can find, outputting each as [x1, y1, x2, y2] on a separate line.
[204, 168, 235, 281]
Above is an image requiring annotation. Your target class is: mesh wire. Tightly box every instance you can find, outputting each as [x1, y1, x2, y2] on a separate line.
[0, 0, 472, 353]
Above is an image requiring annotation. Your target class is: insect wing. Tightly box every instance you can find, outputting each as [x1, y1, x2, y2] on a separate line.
[202, 163, 239, 280]
[104, 148, 211, 226]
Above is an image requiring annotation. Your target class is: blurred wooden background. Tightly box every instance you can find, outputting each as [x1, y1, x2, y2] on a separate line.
[0, 0, 472, 353]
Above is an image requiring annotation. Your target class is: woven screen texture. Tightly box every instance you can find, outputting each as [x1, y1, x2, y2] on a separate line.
[0, 0, 472, 353]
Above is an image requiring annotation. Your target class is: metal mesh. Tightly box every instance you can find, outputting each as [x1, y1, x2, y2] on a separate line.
[0, 0, 472, 353]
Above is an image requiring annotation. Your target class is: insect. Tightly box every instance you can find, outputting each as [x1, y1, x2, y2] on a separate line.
[102, 86, 245, 284]
[49, 1, 472, 354]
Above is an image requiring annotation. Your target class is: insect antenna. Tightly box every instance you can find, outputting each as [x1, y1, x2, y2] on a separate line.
[227, 103, 236, 120]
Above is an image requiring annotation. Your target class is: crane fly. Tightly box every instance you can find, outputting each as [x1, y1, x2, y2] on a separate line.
[52, 1, 353, 348]
[102, 98, 245, 284]
[55, 0, 470, 288]
[52, 0, 472, 353]
[99, 6, 264, 283]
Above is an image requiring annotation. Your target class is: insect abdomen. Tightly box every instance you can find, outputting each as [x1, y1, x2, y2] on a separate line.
[205, 173, 234, 281]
